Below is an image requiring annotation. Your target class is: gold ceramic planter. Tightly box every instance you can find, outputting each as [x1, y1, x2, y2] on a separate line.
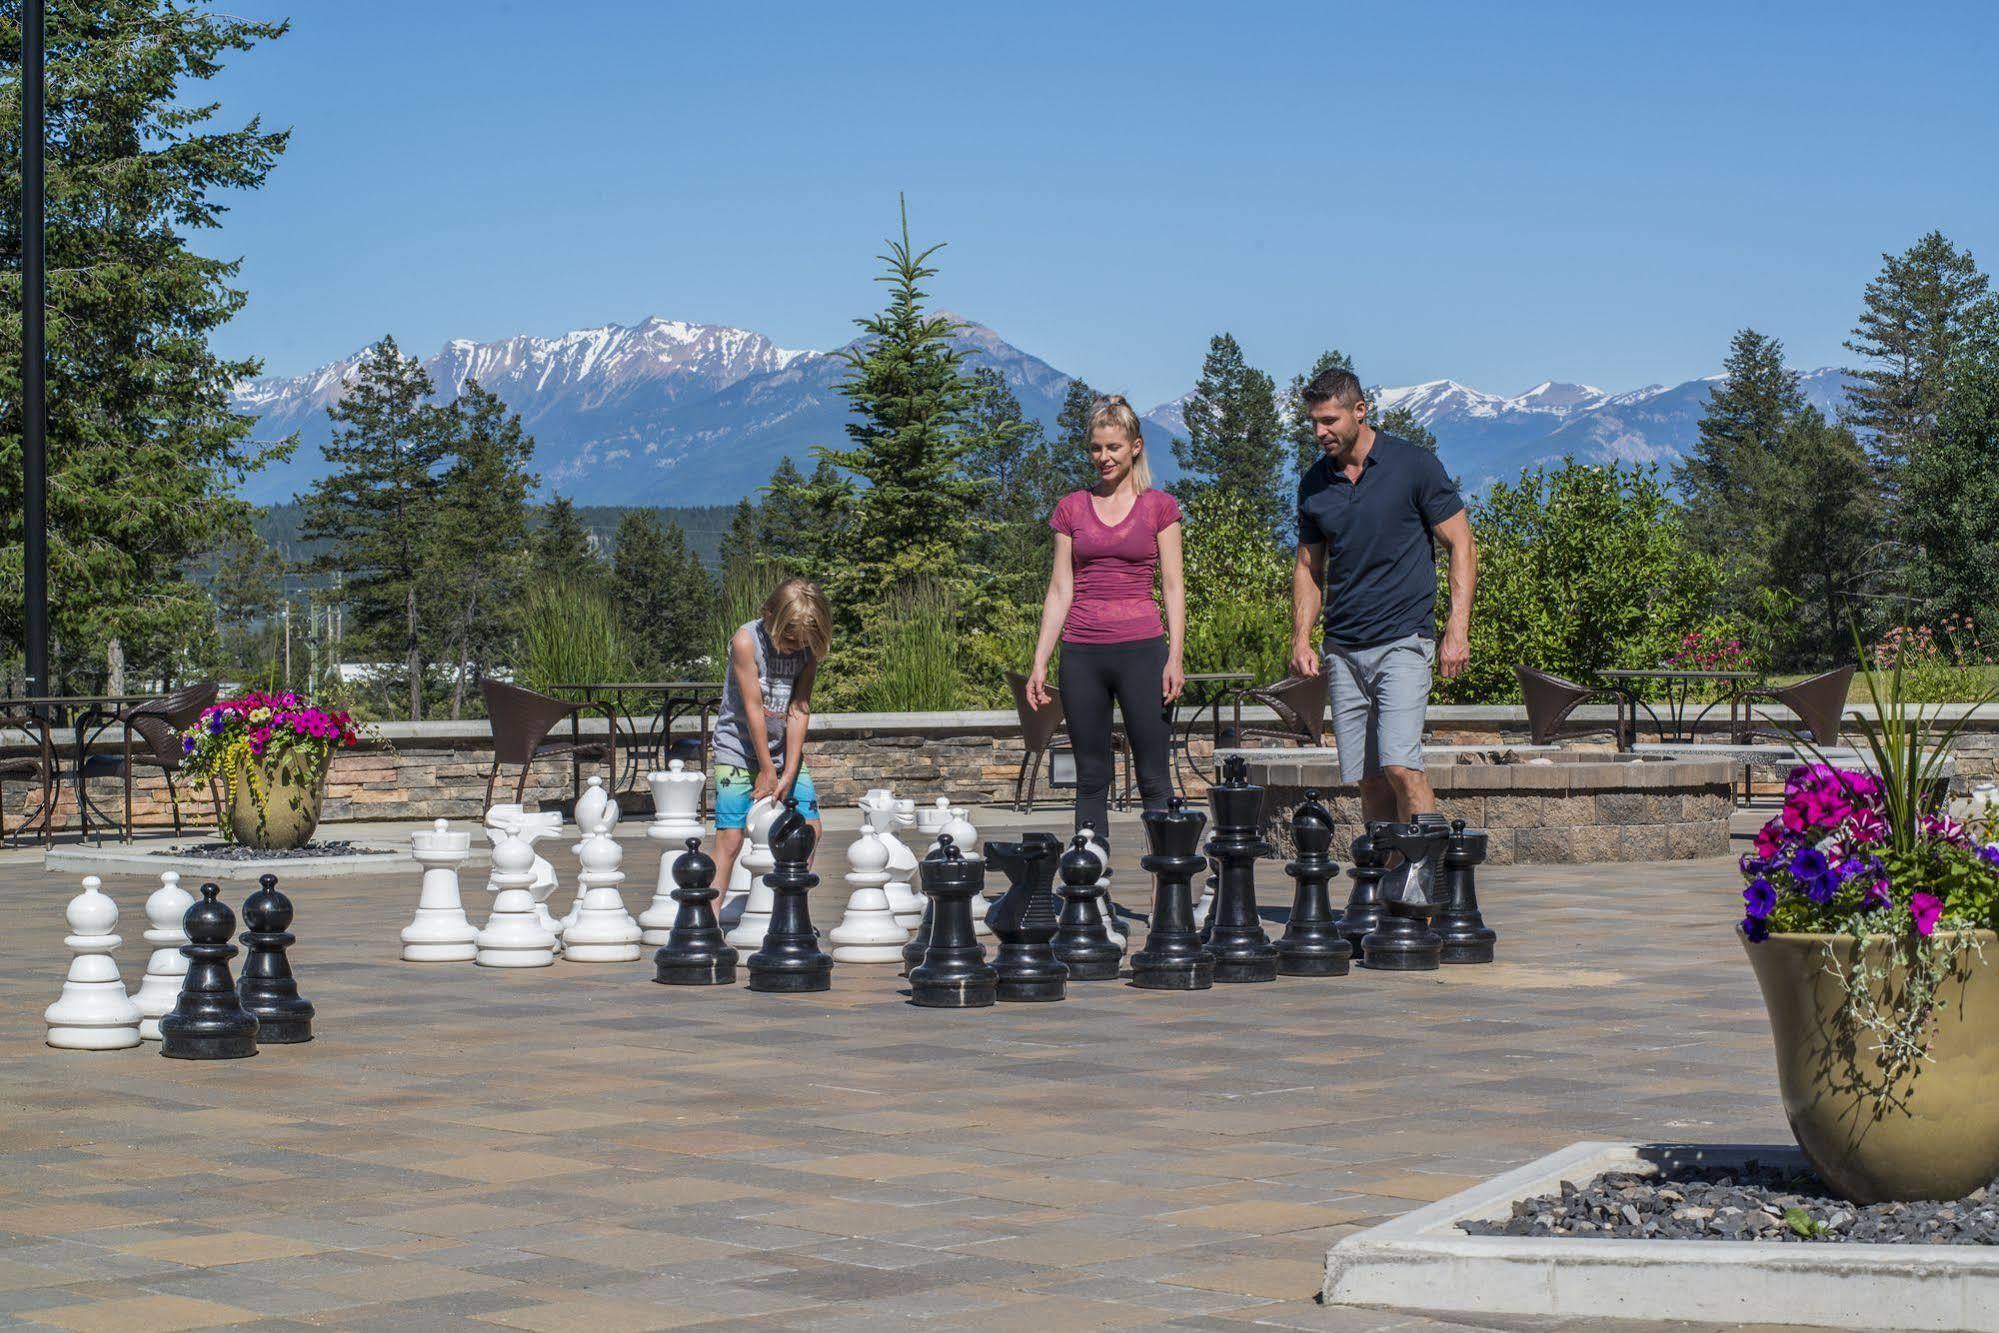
[224, 750, 329, 850]
[1743, 926, 1999, 1203]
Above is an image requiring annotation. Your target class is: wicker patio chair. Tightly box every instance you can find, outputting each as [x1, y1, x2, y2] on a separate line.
[77, 680, 218, 840]
[1516, 665, 1628, 748]
[481, 679, 619, 808]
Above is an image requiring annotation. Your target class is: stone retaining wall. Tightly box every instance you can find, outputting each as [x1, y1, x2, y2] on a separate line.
[1243, 750, 1737, 864]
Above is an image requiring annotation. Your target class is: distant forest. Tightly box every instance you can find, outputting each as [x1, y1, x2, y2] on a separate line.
[253, 503, 740, 571]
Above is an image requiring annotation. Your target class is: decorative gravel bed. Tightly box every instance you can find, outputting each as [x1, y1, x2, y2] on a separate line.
[1460, 1161, 1999, 1244]
[151, 840, 393, 861]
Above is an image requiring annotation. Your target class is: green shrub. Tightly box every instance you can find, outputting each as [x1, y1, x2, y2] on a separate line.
[1180, 487, 1291, 684]
[517, 579, 635, 695]
[863, 580, 962, 712]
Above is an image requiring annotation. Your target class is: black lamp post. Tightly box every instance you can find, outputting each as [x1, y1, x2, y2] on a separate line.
[21, 1, 49, 699]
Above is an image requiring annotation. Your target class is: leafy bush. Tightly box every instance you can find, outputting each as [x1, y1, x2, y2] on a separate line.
[517, 579, 635, 695]
[1180, 487, 1291, 683]
[1440, 460, 1724, 702]
[1869, 616, 1996, 704]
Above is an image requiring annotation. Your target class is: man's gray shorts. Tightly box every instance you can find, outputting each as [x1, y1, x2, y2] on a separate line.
[1323, 633, 1434, 784]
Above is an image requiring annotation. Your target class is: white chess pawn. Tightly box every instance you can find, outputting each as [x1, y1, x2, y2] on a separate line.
[133, 872, 194, 1040]
[922, 804, 990, 936]
[476, 828, 558, 968]
[46, 877, 143, 1050]
[640, 763, 706, 945]
[487, 805, 565, 949]
[403, 819, 478, 962]
[879, 798, 925, 930]
[723, 797, 782, 949]
[1194, 862, 1216, 932]
[1078, 825, 1125, 952]
[942, 804, 980, 856]
[563, 818, 642, 962]
[830, 825, 906, 962]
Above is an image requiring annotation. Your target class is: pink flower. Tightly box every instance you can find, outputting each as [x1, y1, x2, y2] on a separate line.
[1911, 892, 1944, 936]
[1847, 808, 1888, 846]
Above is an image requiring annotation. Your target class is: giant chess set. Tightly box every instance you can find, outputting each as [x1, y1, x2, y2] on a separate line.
[42, 754, 1499, 1055]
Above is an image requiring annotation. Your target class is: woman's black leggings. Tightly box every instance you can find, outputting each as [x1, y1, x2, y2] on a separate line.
[1060, 635, 1173, 846]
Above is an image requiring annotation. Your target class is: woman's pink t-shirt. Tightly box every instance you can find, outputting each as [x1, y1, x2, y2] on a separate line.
[1049, 488, 1183, 645]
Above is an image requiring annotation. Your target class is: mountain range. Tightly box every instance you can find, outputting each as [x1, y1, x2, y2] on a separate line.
[230, 317, 1853, 507]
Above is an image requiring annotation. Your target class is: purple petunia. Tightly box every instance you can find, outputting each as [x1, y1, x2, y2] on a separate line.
[1742, 915, 1770, 943]
[1743, 877, 1778, 918]
[1789, 846, 1830, 881]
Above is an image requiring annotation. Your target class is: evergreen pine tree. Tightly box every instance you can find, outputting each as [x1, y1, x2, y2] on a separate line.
[1845, 231, 1991, 489]
[1052, 377, 1105, 492]
[1673, 329, 1804, 588]
[716, 498, 762, 583]
[814, 199, 981, 632]
[0, 3, 292, 691]
[1902, 303, 1999, 626]
[1764, 407, 1876, 663]
[611, 511, 681, 675]
[759, 457, 852, 575]
[300, 337, 452, 721]
[961, 368, 1057, 599]
[427, 382, 536, 717]
[1376, 404, 1438, 453]
[1173, 334, 1286, 533]
[1287, 350, 1357, 475]
[533, 496, 599, 574]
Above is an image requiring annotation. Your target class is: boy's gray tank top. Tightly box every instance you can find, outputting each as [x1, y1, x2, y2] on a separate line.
[711, 619, 813, 771]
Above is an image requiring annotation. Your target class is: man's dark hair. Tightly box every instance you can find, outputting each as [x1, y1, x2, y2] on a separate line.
[1300, 366, 1366, 408]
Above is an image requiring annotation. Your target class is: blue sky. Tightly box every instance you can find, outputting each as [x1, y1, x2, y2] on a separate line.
[202, 0, 1999, 405]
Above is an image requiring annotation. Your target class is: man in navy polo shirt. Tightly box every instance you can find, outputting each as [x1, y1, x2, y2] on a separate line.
[1291, 367, 1477, 864]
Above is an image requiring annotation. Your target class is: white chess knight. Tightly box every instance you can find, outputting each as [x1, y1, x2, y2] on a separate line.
[723, 797, 782, 949]
[875, 797, 925, 930]
[486, 804, 565, 949]
[133, 871, 194, 1041]
[1078, 825, 1126, 952]
[830, 822, 906, 962]
[640, 762, 706, 945]
[563, 818, 643, 962]
[402, 819, 478, 962]
[46, 877, 143, 1050]
[476, 827, 558, 968]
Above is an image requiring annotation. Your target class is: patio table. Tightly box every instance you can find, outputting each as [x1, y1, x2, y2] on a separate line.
[1172, 671, 1253, 793]
[552, 681, 723, 799]
[1598, 669, 1756, 746]
[6, 693, 166, 839]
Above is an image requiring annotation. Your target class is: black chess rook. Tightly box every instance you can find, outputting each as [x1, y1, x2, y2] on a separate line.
[910, 834, 997, 1007]
[1277, 790, 1352, 977]
[746, 799, 833, 993]
[1051, 834, 1121, 981]
[982, 833, 1068, 1002]
[159, 883, 259, 1060]
[1205, 754, 1279, 983]
[655, 838, 738, 985]
[1130, 798, 1215, 990]
[1436, 819, 1497, 964]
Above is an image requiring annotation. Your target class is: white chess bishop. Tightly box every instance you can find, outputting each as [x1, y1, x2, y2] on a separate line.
[723, 797, 782, 949]
[830, 821, 906, 961]
[403, 819, 478, 962]
[563, 818, 643, 962]
[475, 827, 559, 968]
[134, 872, 195, 1041]
[46, 877, 143, 1050]
[640, 762, 706, 945]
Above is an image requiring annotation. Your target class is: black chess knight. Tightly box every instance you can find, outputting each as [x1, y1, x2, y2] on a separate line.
[982, 833, 1067, 1002]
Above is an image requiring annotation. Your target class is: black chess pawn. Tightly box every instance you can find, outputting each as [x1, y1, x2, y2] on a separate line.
[1335, 829, 1390, 960]
[236, 873, 314, 1044]
[982, 833, 1067, 1002]
[746, 799, 833, 993]
[1052, 834, 1121, 981]
[655, 839, 738, 985]
[910, 835, 997, 1007]
[1360, 819, 1449, 971]
[1130, 798, 1215, 990]
[1205, 754, 1279, 983]
[1436, 820, 1497, 964]
[159, 884, 258, 1060]
[1277, 791, 1352, 977]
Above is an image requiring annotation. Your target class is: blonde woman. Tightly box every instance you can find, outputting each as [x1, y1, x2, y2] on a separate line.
[711, 577, 832, 886]
[1026, 395, 1185, 844]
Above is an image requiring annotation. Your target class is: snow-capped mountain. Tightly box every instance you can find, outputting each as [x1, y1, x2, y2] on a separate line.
[231, 317, 1855, 506]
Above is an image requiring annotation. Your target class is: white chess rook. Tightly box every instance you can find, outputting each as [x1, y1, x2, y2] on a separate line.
[641, 761, 707, 945]
[915, 796, 953, 839]
[46, 877, 143, 1050]
[723, 797, 782, 949]
[475, 828, 559, 968]
[403, 819, 479, 962]
[134, 872, 194, 1041]
[831, 823, 907, 962]
[563, 818, 643, 962]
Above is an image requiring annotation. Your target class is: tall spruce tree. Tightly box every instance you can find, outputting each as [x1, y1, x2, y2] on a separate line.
[300, 337, 451, 721]
[1173, 334, 1286, 533]
[1287, 350, 1357, 475]
[1764, 407, 1875, 663]
[1674, 329, 1804, 590]
[611, 511, 710, 675]
[532, 495, 598, 574]
[0, 3, 292, 691]
[426, 382, 535, 718]
[1845, 231, 1991, 490]
[716, 498, 762, 583]
[1376, 403, 1438, 453]
[961, 368, 1057, 600]
[814, 200, 980, 632]
[1052, 377, 1105, 492]
[1902, 303, 1999, 625]
[759, 456, 851, 575]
